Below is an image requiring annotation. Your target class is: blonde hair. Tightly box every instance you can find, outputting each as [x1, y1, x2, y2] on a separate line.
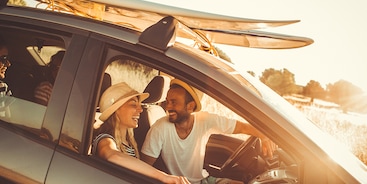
[114, 113, 140, 159]
[95, 112, 140, 159]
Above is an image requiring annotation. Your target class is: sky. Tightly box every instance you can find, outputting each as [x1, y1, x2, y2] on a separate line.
[145, 0, 367, 92]
[24, 0, 367, 92]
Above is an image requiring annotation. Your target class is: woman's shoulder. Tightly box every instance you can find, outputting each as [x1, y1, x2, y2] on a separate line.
[91, 133, 115, 155]
[94, 133, 115, 141]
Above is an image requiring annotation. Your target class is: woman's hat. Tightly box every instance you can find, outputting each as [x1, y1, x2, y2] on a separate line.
[170, 79, 202, 112]
[99, 82, 149, 121]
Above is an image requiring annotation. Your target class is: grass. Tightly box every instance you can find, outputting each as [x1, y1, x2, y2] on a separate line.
[202, 93, 367, 165]
[299, 106, 367, 165]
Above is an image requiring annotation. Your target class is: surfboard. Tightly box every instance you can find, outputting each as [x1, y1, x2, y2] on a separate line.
[91, 0, 300, 31]
[31, 0, 313, 49]
[195, 29, 314, 49]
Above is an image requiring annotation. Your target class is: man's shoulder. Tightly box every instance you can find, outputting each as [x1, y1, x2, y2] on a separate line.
[151, 116, 170, 128]
[194, 111, 218, 119]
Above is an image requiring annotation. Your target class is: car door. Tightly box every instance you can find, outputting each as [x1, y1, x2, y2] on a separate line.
[0, 6, 165, 183]
[0, 8, 82, 183]
[44, 32, 166, 183]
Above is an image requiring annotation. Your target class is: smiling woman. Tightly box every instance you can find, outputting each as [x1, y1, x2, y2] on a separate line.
[91, 76, 190, 183]
[92, 82, 149, 158]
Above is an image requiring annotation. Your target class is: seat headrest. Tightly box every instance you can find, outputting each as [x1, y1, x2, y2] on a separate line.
[143, 75, 170, 104]
[101, 73, 112, 95]
[97, 73, 112, 108]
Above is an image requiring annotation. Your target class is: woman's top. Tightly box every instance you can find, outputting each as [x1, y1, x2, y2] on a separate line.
[92, 133, 137, 158]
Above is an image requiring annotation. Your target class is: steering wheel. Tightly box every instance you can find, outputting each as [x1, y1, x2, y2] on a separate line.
[220, 136, 260, 172]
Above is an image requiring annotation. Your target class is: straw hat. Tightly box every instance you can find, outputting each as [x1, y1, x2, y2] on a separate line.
[99, 82, 149, 121]
[170, 79, 202, 112]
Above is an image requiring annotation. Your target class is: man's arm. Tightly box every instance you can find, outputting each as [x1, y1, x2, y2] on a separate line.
[141, 152, 158, 166]
[233, 120, 277, 158]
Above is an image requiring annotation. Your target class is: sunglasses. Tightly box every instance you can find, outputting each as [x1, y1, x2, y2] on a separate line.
[0, 55, 11, 67]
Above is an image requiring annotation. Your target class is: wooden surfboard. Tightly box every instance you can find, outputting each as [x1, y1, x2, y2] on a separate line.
[32, 0, 313, 49]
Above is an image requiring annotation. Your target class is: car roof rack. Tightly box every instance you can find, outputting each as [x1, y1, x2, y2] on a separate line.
[139, 15, 216, 54]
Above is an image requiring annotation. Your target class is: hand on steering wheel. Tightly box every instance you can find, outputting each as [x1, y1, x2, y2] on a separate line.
[260, 137, 277, 158]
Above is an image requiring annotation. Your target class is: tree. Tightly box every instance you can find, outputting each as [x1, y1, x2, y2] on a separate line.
[260, 68, 298, 96]
[327, 80, 364, 112]
[303, 80, 325, 102]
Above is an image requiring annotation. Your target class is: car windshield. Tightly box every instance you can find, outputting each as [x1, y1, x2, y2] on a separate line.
[205, 55, 366, 172]
[208, 54, 333, 136]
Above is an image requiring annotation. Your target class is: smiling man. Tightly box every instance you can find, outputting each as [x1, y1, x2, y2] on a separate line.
[141, 78, 275, 184]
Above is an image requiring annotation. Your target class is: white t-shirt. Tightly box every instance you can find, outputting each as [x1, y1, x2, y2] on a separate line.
[141, 111, 236, 184]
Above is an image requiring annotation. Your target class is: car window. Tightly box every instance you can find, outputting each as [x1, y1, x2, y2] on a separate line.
[0, 25, 66, 140]
[88, 45, 249, 174]
[27, 45, 64, 66]
[91, 45, 246, 147]
[105, 55, 158, 89]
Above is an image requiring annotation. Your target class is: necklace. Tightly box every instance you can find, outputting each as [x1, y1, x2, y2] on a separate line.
[121, 142, 136, 157]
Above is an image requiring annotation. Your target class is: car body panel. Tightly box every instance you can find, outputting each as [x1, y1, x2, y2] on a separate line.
[0, 126, 54, 183]
[46, 149, 161, 184]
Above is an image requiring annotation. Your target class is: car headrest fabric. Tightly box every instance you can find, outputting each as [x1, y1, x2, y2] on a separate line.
[142, 75, 170, 104]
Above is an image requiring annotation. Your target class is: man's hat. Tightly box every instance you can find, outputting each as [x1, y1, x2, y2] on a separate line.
[170, 79, 202, 112]
[99, 82, 149, 121]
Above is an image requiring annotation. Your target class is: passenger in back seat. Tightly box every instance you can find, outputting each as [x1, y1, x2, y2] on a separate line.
[33, 50, 64, 105]
[0, 36, 12, 97]
[0, 36, 12, 117]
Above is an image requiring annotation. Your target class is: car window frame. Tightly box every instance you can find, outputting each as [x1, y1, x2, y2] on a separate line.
[0, 9, 87, 183]
[56, 33, 167, 183]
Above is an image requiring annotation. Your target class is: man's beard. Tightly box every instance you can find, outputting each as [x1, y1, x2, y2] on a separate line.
[168, 110, 191, 124]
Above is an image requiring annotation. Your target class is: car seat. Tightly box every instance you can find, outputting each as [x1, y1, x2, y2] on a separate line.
[94, 73, 112, 129]
[134, 75, 170, 173]
[134, 75, 170, 151]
